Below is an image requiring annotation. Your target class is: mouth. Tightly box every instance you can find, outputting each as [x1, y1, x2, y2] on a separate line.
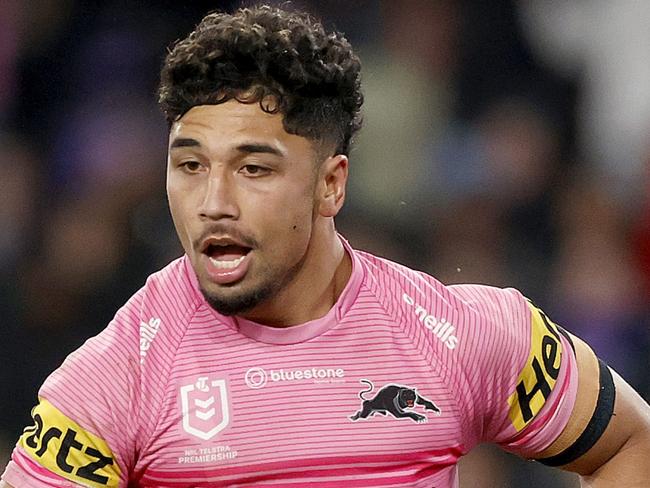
[205, 243, 252, 268]
[199, 237, 253, 285]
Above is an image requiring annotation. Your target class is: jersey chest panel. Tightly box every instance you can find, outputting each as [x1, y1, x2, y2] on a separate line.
[136, 321, 464, 486]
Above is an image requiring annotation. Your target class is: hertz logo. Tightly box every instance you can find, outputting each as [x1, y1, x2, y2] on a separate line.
[507, 302, 564, 431]
[19, 399, 120, 487]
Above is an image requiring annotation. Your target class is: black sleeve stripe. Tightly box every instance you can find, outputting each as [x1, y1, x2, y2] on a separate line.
[538, 358, 616, 467]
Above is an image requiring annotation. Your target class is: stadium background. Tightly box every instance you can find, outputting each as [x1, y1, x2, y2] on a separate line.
[1, 1, 649, 486]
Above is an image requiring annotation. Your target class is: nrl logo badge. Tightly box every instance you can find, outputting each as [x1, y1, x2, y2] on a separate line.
[180, 376, 230, 440]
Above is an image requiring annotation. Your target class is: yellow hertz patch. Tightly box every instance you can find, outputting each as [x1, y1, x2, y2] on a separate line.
[507, 302, 563, 431]
[18, 398, 120, 487]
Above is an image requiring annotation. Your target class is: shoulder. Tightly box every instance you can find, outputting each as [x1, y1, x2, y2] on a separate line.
[130, 256, 204, 333]
[356, 251, 541, 366]
[447, 283, 530, 329]
[139, 255, 203, 312]
[444, 284, 538, 366]
[354, 249, 526, 323]
[128, 255, 205, 366]
[45, 256, 204, 391]
[353, 249, 453, 305]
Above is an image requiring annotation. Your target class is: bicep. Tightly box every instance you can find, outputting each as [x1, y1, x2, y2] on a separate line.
[533, 332, 650, 475]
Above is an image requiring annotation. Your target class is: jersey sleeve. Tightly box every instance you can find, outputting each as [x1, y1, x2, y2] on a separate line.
[451, 285, 579, 459]
[1, 289, 144, 488]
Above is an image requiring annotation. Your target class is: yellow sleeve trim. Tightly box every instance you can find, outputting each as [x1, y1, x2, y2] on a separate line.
[507, 301, 563, 431]
[18, 398, 121, 488]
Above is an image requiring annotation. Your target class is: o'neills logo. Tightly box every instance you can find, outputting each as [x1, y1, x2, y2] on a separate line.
[245, 366, 345, 389]
[403, 293, 458, 350]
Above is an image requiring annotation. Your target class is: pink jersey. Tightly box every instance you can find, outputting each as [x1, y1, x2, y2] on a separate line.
[3, 238, 578, 487]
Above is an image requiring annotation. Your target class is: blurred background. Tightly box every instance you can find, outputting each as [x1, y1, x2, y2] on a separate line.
[1, 1, 649, 486]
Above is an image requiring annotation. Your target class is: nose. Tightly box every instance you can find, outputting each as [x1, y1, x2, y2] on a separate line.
[198, 170, 239, 221]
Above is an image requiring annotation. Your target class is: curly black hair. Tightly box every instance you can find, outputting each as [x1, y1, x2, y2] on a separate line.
[158, 5, 363, 157]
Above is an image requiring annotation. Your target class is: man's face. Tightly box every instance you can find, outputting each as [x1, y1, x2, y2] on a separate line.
[166, 100, 321, 316]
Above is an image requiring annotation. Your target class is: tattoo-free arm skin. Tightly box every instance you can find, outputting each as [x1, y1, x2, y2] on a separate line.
[534, 333, 650, 486]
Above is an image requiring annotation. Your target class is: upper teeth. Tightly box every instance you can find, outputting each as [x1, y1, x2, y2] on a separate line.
[209, 255, 246, 269]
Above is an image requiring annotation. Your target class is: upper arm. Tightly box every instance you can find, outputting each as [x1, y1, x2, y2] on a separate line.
[532, 332, 650, 475]
[0, 481, 15, 488]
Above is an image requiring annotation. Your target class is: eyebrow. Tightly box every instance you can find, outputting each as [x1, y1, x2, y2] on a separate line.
[170, 137, 201, 149]
[169, 138, 285, 157]
[235, 143, 284, 157]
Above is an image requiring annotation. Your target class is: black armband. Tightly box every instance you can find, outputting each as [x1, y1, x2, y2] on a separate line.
[538, 358, 616, 467]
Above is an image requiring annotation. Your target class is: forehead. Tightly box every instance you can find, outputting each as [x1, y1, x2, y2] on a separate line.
[168, 101, 313, 156]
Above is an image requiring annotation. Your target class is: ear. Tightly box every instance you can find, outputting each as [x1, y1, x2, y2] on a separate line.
[318, 154, 348, 218]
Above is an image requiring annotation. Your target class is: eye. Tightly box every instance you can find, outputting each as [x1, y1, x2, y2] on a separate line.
[240, 164, 270, 176]
[179, 161, 203, 173]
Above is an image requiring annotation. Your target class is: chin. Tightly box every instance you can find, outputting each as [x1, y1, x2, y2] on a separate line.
[199, 283, 273, 317]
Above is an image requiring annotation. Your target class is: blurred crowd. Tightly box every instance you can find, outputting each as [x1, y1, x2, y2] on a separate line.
[1, 1, 649, 486]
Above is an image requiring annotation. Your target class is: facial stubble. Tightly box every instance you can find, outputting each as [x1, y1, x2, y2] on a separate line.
[199, 247, 309, 316]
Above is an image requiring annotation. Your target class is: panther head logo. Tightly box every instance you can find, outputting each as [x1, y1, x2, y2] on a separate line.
[349, 379, 441, 423]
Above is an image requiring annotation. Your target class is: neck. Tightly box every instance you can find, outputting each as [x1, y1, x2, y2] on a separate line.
[241, 221, 351, 327]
